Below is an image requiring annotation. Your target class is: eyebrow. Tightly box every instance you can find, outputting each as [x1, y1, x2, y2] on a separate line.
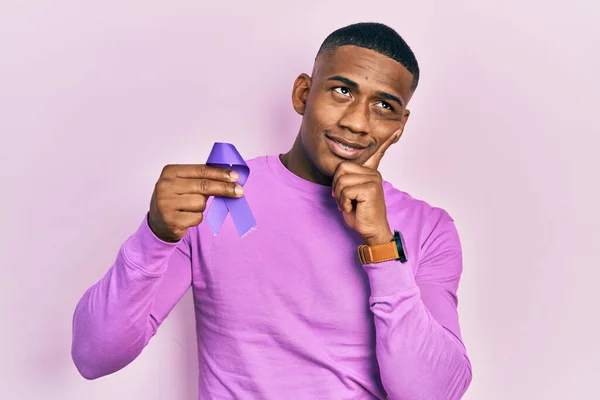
[326, 75, 405, 108]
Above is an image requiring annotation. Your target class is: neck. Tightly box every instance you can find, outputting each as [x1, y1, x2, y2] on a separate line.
[280, 134, 333, 187]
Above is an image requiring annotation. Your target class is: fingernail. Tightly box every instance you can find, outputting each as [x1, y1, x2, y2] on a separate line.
[234, 185, 244, 196]
[230, 171, 240, 181]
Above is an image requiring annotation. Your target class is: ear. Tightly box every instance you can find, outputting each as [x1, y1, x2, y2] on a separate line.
[291, 73, 311, 115]
[394, 109, 411, 143]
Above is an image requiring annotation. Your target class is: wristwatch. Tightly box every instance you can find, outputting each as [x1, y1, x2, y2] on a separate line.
[357, 230, 408, 264]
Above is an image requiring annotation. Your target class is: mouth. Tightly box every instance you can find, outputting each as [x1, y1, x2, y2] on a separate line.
[325, 135, 369, 160]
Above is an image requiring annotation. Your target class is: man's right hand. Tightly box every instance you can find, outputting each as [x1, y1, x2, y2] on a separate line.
[148, 164, 244, 242]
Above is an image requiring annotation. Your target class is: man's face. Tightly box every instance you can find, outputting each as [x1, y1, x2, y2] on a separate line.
[292, 45, 414, 177]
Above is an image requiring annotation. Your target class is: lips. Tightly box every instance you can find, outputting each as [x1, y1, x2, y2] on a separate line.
[325, 135, 369, 160]
[326, 135, 368, 150]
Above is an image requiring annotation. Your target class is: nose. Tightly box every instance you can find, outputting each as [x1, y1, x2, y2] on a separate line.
[338, 100, 369, 135]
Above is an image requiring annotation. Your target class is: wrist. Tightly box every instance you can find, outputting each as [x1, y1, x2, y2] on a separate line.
[358, 229, 408, 265]
[147, 214, 180, 243]
[362, 229, 394, 246]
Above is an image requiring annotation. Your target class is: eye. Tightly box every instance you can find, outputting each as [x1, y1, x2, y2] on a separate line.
[377, 101, 394, 111]
[333, 87, 351, 96]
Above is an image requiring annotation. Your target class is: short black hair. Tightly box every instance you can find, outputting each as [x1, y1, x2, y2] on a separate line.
[316, 22, 420, 91]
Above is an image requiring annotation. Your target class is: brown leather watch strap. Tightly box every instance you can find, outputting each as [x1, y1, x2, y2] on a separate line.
[357, 240, 400, 264]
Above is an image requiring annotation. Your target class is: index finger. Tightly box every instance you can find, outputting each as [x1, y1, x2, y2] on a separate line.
[162, 164, 239, 182]
[362, 129, 402, 170]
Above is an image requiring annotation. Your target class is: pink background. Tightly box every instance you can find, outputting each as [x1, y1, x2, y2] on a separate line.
[1, 1, 599, 399]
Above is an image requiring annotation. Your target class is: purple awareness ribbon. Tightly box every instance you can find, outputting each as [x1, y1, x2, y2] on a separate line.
[204, 142, 256, 237]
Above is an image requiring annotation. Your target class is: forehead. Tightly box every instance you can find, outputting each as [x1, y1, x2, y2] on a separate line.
[314, 45, 414, 103]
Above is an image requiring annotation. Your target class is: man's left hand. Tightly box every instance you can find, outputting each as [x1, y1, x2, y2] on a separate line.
[332, 130, 401, 246]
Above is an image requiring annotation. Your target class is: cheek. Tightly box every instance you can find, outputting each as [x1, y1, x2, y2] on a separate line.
[371, 132, 394, 151]
[306, 93, 342, 127]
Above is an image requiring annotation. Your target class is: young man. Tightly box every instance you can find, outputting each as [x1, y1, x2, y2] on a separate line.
[72, 22, 472, 399]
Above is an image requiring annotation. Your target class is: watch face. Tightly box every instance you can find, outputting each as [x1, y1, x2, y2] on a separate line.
[394, 231, 408, 263]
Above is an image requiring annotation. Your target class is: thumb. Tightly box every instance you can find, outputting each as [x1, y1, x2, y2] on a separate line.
[363, 129, 402, 170]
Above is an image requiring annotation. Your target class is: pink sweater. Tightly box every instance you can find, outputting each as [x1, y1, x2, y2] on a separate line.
[72, 154, 472, 399]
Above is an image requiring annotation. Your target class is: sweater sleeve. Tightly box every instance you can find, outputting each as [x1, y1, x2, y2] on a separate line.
[363, 210, 472, 400]
[71, 215, 193, 380]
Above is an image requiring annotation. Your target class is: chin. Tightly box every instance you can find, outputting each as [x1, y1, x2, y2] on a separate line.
[303, 134, 343, 180]
[316, 153, 342, 177]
